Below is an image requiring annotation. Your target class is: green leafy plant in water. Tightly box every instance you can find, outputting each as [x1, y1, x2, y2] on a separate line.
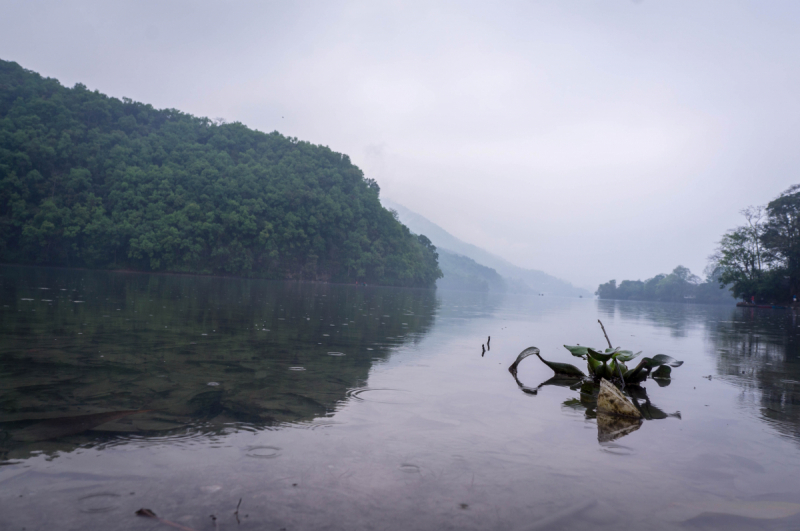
[508, 321, 683, 385]
[506, 321, 683, 442]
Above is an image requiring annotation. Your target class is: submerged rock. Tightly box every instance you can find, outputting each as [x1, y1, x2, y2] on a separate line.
[596, 379, 642, 419]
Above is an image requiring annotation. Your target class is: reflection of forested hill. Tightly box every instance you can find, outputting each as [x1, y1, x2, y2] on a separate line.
[0, 59, 440, 287]
[0, 265, 438, 460]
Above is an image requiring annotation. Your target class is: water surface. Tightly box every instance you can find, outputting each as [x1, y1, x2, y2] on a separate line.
[2, 266, 800, 530]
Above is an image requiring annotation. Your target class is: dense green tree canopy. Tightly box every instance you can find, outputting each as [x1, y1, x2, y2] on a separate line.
[0, 60, 441, 287]
[596, 265, 733, 304]
[714, 186, 800, 302]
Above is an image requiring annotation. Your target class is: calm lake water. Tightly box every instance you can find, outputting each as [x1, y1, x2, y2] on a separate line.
[2, 265, 800, 530]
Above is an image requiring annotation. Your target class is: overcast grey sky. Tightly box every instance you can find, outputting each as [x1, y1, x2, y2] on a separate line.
[2, 0, 799, 289]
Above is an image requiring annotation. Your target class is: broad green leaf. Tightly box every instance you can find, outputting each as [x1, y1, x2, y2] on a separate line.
[587, 356, 602, 376]
[652, 354, 683, 368]
[508, 347, 541, 375]
[541, 359, 586, 379]
[563, 345, 589, 358]
[509, 347, 586, 379]
[587, 347, 619, 362]
[613, 350, 641, 363]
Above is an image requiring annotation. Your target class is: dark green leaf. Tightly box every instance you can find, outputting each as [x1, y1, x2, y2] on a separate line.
[510, 347, 586, 379]
[587, 347, 618, 362]
[652, 354, 683, 368]
[587, 356, 602, 376]
[613, 350, 641, 363]
[563, 345, 590, 358]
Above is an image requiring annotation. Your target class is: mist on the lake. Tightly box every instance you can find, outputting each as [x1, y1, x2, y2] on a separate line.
[1, 0, 798, 290]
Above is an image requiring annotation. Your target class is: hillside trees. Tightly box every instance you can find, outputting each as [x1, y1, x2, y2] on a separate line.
[0, 59, 441, 287]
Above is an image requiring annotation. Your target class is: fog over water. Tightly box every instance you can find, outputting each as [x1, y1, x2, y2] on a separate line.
[2, 1, 799, 289]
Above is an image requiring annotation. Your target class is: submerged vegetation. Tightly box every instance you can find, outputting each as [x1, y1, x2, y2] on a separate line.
[0, 60, 441, 287]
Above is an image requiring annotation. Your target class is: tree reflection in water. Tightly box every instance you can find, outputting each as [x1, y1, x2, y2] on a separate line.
[0, 265, 439, 461]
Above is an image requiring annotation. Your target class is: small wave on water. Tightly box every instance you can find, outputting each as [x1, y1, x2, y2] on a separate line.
[245, 445, 281, 459]
[101, 424, 214, 450]
[345, 387, 415, 404]
[78, 492, 121, 514]
[599, 443, 636, 456]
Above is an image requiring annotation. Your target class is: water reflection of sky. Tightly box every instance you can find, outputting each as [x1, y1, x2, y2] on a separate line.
[4, 267, 800, 530]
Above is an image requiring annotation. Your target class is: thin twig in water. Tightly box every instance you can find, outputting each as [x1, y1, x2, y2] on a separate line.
[598, 320, 612, 349]
[135, 509, 198, 531]
[234, 498, 242, 524]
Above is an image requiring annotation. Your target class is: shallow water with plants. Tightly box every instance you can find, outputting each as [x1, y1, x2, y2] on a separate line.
[2, 265, 800, 530]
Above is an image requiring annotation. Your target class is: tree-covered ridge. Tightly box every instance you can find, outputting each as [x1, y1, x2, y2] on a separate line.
[0, 59, 441, 287]
[596, 265, 734, 304]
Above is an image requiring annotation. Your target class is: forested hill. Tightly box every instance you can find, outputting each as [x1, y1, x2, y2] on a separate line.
[0, 60, 441, 287]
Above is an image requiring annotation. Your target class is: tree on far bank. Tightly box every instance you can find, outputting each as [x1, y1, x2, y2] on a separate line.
[595, 266, 730, 304]
[713, 187, 800, 303]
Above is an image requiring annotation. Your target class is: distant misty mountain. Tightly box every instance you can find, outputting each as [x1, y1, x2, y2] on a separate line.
[382, 199, 590, 297]
[436, 249, 508, 293]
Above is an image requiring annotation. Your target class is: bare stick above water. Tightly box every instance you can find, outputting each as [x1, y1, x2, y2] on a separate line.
[598, 320, 612, 349]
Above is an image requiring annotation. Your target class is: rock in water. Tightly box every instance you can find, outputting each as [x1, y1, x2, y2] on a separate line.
[596, 379, 642, 419]
[597, 414, 642, 442]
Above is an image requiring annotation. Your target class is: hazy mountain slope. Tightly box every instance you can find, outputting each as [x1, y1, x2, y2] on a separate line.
[383, 199, 589, 297]
[436, 249, 507, 292]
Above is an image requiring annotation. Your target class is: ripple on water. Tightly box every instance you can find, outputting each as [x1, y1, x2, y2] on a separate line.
[327, 352, 345, 356]
[346, 387, 415, 404]
[399, 463, 421, 473]
[289, 367, 306, 371]
[245, 445, 281, 459]
[599, 443, 636, 456]
[78, 492, 121, 513]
